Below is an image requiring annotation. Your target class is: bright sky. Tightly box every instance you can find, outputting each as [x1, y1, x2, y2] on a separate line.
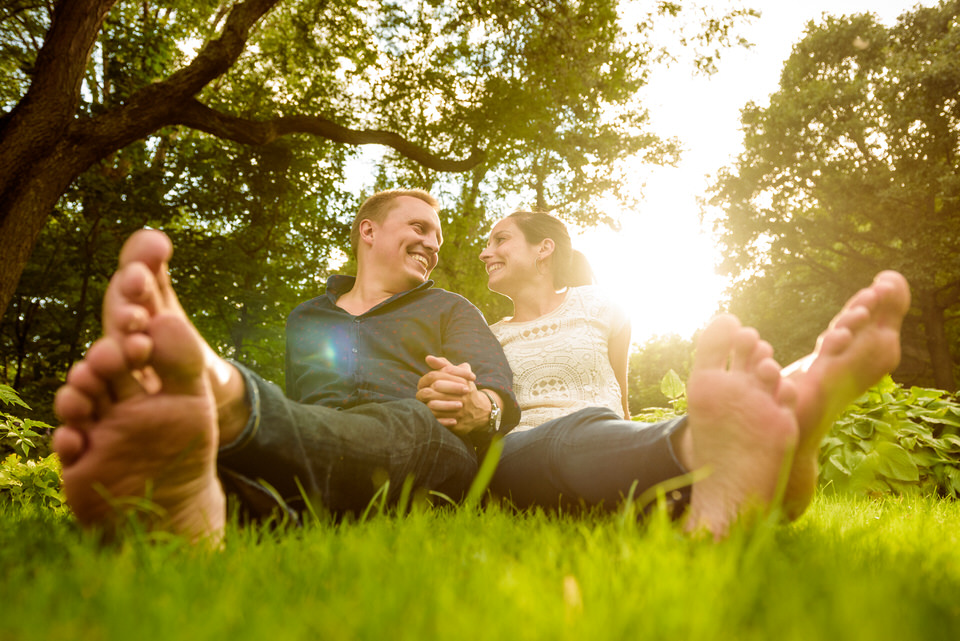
[578, 0, 937, 345]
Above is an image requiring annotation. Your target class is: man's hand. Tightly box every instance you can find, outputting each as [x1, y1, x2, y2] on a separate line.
[416, 354, 496, 436]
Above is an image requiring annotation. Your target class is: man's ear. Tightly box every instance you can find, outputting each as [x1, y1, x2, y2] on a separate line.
[539, 238, 556, 259]
[358, 219, 376, 247]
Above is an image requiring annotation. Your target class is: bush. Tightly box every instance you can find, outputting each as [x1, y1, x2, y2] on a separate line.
[633, 373, 960, 499]
[819, 376, 960, 498]
[1, 384, 66, 514]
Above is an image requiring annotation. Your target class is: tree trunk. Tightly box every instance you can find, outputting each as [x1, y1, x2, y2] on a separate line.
[0, 156, 90, 327]
[0, 0, 118, 322]
[918, 288, 957, 391]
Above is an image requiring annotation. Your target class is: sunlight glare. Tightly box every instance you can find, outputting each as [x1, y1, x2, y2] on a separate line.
[572, 167, 727, 344]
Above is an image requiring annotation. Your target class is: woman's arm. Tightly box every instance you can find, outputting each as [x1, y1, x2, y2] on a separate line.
[608, 320, 632, 419]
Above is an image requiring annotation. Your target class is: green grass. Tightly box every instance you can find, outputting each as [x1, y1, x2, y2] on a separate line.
[2, 494, 960, 641]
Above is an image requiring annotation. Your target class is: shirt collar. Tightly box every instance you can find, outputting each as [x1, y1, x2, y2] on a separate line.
[324, 274, 434, 312]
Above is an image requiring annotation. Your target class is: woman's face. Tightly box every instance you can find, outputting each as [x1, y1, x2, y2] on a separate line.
[479, 218, 542, 296]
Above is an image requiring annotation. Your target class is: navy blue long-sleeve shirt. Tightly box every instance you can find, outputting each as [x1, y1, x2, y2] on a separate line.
[285, 275, 520, 434]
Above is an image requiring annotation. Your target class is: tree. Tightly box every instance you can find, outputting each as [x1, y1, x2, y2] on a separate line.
[0, 0, 759, 323]
[711, 1, 960, 390]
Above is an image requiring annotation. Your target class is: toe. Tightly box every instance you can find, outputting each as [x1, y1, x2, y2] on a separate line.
[148, 313, 207, 396]
[119, 229, 174, 273]
[874, 271, 911, 321]
[749, 339, 774, 370]
[695, 315, 741, 370]
[54, 384, 96, 425]
[51, 426, 87, 467]
[85, 337, 145, 402]
[730, 327, 760, 371]
[776, 377, 799, 412]
[117, 262, 164, 316]
[818, 326, 854, 358]
[755, 357, 782, 391]
[832, 304, 871, 335]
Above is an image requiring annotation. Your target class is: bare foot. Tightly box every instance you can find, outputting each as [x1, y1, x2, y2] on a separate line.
[680, 315, 799, 538]
[781, 271, 910, 518]
[53, 312, 225, 544]
[105, 230, 250, 442]
[52, 229, 235, 544]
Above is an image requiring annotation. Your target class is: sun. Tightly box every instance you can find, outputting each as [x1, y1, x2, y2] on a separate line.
[571, 168, 729, 345]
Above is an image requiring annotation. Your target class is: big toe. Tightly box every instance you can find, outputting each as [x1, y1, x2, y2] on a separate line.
[119, 229, 174, 273]
[875, 271, 911, 321]
[695, 314, 741, 369]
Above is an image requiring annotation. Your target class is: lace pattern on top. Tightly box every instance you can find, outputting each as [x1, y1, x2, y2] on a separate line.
[490, 286, 628, 432]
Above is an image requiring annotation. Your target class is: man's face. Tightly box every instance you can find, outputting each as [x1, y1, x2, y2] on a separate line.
[366, 196, 443, 289]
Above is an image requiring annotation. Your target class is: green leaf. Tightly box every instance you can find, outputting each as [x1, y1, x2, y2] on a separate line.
[875, 441, 920, 482]
[0, 385, 30, 410]
[659, 369, 685, 401]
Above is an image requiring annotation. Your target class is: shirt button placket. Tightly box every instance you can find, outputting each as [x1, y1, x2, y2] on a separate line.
[353, 317, 361, 381]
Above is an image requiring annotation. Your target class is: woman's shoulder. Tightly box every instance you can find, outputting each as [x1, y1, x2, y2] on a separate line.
[567, 285, 629, 328]
[567, 284, 615, 306]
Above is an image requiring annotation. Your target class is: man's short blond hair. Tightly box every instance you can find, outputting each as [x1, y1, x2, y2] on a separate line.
[349, 189, 439, 255]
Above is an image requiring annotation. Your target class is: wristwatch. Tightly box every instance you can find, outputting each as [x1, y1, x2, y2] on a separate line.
[481, 389, 502, 433]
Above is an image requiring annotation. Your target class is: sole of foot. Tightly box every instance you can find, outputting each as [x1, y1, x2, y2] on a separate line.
[683, 314, 799, 539]
[54, 309, 225, 545]
[782, 270, 910, 518]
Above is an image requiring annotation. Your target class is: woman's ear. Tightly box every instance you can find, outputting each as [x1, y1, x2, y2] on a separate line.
[539, 238, 556, 259]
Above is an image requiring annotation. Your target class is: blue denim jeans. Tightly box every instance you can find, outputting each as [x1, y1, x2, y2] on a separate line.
[489, 407, 690, 513]
[217, 364, 479, 519]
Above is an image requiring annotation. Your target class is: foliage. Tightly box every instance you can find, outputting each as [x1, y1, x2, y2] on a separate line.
[627, 334, 694, 413]
[632, 368, 688, 423]
[0, 383, 65, 514]
[0, 0, 761, 327]
[711, 1, 960, 390]
[0, 453, 65, 515]
[819, 375, 960, 498]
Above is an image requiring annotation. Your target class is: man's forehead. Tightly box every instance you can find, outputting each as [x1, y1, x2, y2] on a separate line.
[384, 197, 443, 240]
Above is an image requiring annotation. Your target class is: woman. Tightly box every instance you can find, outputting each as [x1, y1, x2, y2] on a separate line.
[478, 210, 690, 512]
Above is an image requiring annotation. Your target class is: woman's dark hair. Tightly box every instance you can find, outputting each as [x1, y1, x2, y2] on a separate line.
[507, 211, 594, 288]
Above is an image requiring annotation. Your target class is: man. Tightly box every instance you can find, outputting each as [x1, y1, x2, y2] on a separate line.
[53, 189, 519, 544]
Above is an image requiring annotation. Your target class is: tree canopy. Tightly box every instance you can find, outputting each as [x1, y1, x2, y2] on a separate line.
[711, 0, 960, 390]
[0, 0, 755, 412]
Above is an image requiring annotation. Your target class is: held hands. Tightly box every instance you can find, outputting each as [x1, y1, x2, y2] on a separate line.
[416, 354, 493, 436]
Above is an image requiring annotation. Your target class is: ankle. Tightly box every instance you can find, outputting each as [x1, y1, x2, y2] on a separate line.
[208, 359, 250, 445]
[671, 423, 696, 471]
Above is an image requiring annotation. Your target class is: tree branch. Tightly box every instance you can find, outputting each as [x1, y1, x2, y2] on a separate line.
[0, 0, 117, 196]
[171, 99, 485, 173]
[79, 0, 284, 154]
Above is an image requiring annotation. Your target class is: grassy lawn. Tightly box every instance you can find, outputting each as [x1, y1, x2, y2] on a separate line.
[2, 493, 959, 641]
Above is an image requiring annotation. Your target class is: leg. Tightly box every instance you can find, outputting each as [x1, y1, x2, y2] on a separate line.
[489, 408, 687, 512]
[677, 315, 799, 538]
[218, 366, 479, 517]
[781, 271, 910, 517]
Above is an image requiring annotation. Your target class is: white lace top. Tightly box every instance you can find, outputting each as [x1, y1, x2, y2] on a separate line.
[490, 286, 628, 432]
